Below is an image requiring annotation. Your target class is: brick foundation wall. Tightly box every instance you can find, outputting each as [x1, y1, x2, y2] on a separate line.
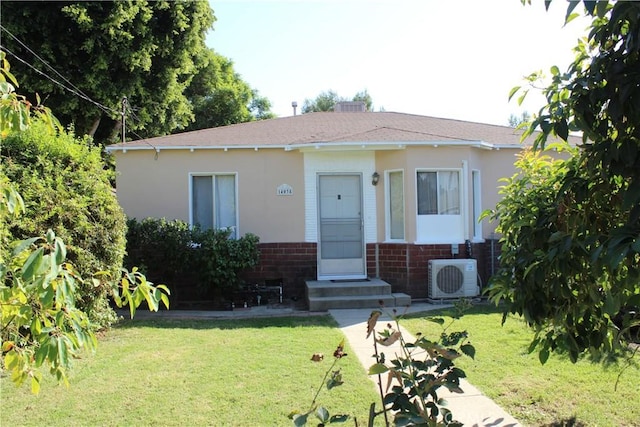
[240, 243, 317, 303]
[241, 241, 498, 303]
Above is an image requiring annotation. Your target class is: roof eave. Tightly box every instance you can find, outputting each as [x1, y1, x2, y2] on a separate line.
[105, 140, 523, 153]
[105, 144, 291, 153]
[290, 140, 506, 151]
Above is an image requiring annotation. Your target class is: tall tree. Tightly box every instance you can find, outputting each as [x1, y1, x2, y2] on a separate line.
[486, 0, 640, 362]
[507, 111, 531, 127]
[302, 90, 344, 113]
[181, 48, 274, 132]
[302, 89, 374, 113]
[352, 89, 374, 112]
[0, 1, 214, 143]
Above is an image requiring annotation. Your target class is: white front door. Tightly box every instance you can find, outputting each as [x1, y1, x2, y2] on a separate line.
[317, 174, 366, 279]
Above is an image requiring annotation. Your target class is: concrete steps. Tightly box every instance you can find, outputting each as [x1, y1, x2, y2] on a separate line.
[306, 278, 411, 311]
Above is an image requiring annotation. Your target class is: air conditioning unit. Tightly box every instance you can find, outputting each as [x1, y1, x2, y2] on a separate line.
[428, 259, 478, 299]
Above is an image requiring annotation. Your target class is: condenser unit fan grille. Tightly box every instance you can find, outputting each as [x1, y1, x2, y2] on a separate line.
[436, 265, 464, 294]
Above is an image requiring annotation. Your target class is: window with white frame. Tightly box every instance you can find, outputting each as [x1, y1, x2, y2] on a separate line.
[387, 170, 405, 240]
[415, 169, 463, 243]
[191, 174, 237, 238]
[416, 170, 460, 215]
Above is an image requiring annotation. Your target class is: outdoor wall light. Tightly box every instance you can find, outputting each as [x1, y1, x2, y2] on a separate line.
[371, 172, 380, 186]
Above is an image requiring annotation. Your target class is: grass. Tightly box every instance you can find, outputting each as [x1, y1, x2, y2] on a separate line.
[401, 304, 640, 427]
[1, 315, 383, 427]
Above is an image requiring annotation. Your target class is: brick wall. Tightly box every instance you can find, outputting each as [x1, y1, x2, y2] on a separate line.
[241, 241, 497, 303]
[240, 242, 317, 302]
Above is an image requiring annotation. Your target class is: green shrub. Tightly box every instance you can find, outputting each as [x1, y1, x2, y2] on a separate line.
[191, 226, 260, 297]
[124, 217, 192, 285]
[1, 122, 126, 327]
[125, 218, 260, 302]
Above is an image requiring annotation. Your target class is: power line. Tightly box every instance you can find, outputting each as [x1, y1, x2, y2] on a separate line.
[0, 45, 119, 118]
[0, 26, 160, 145]
[0, 24, 94, 106]
[0, 22, 121, 118]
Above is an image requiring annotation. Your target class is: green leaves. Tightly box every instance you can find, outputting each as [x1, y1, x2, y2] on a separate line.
[487, 107, 640, 362]
[20, 246, 44, 281]
[368, 363, 389, 375]
[326, 370, 344, 390]
[125, 218, 259, 303]
[508, 86, 521, 102]
[538, 347, 550, 365]
[2, 228, 170, 394]
[293, 305, 473, 426]
[2, 118, 128, 328]
[109, 267, 171, 319]
[1, 2, 217, 142]
[460, 344, 476, 360]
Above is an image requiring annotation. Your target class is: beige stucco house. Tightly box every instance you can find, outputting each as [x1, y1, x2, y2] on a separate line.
[107, 108, 542, 304]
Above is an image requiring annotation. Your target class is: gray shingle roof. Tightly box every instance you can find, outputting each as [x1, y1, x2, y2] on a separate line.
[107, 111, 550, 150]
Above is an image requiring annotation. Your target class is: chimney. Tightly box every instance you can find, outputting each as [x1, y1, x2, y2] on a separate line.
[334, 101, 366, 112]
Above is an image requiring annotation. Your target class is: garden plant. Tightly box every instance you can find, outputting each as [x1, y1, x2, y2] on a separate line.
[1, 53, 169, 394]
[290, 300, 475, 426]
[486, 0, 640, 363]
[125, 217, 260, 305]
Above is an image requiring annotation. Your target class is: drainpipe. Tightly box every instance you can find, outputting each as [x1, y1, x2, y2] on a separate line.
[375, 243, 380, 278]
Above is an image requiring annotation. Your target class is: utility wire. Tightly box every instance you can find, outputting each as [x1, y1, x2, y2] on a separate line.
[1, 45, 119, 118]
[0, 27, 160, 146]
[3, 45, 155, 146]
[0, 24, 95, 106]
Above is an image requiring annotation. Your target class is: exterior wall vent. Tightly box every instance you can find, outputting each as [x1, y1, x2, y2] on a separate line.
[334, 101, 366, 112]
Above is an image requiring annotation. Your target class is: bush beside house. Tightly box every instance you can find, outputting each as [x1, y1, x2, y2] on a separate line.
[125, 217, 260, 308]
[1, 121, 127, 327]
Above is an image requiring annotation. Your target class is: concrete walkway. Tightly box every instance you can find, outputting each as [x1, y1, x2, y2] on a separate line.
[329, 304, 521, 427]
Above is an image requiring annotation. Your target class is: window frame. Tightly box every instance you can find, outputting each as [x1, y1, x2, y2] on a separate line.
[416, 169, 462, 216]
[385, 169, 405, 242]
[414, 168, 464, 244]
[189, 172, 239, 238]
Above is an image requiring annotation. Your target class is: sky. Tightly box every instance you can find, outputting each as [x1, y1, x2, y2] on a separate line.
[205, 0, 590, 127]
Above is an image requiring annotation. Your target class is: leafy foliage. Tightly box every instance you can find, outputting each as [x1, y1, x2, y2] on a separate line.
[302, 89, 374, 113]
[292, 301, 474, 426]
[1, 121, 127, 327]
[125, 218, 260, 301]
[1, 229, 169, 394]
[289, 340, 350, 426]
[0, 52, 60, 138]
[1, 55, 169, 395]
[181, 48, 274, 132]
[488, 0, 640, 362]
[0, 1, 214, 142]
[1, 3, 275, 142]
[366, 301, 473, 426]
[481, 145, 630, 361]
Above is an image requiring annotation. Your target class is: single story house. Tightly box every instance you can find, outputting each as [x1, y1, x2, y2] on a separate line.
[106, 105, 554, 305]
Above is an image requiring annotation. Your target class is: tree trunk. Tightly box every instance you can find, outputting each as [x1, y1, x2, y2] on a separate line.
[111, 119, 123, 143]
[88, 115, 102, 138]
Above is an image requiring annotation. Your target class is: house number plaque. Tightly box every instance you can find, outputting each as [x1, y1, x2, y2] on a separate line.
[276, 184, 293, 196]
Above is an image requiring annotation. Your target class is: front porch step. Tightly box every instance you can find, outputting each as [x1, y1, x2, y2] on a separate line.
[306, 279, 411, 311]
[306, 278, 392, 298]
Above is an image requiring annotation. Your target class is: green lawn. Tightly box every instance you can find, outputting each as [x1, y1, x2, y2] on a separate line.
[401, 304, 640, 427]
[4, 308, 638, 426]
[1, 315, 383, 427]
